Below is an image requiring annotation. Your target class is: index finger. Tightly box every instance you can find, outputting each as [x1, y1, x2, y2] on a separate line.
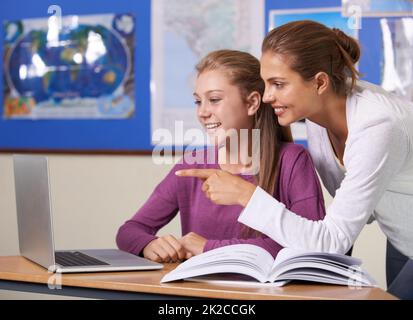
[175, 169, 220, 180]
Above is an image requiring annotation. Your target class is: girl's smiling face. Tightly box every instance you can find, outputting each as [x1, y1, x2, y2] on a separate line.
[194, 69, 255, 146]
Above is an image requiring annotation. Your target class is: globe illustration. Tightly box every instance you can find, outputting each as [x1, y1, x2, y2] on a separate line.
[6, 23, 129, 104]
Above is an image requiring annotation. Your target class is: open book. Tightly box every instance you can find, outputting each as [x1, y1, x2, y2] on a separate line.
[161, 244, 376, 287]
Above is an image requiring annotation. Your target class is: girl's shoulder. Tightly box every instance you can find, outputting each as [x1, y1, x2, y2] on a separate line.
[279, 142, 308, 160]
[278, 142, 314, 171]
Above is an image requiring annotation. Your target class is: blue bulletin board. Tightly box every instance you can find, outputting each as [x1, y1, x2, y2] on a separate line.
[0, 0, 386, 152]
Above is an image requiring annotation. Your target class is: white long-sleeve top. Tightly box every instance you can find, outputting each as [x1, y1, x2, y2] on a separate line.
[239, 80, 413, 258]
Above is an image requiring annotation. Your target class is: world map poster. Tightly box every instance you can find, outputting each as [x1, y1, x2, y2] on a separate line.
[3, 13, 135, 120]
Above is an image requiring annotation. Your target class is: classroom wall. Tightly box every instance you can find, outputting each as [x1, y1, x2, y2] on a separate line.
[0, 153, 387, 291]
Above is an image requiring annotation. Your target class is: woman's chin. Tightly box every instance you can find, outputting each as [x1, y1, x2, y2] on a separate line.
[277, 116, 295, 127]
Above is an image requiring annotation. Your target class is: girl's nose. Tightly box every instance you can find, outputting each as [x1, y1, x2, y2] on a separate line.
[197, 103, 211, 118]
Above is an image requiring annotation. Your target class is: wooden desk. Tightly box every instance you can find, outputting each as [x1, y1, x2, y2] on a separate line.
[0, 256, 396, 300]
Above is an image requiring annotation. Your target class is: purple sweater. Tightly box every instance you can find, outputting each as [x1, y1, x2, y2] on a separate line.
[116, 143, 326, 258]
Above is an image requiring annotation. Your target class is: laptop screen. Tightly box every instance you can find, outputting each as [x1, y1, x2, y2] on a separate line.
[13, 155, 56, 270]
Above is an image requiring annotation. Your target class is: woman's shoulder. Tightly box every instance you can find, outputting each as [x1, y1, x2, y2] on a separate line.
[349, 80, 413, 127]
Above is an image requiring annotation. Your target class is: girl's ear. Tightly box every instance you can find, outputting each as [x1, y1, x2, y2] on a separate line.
[246, 91, 261, 116]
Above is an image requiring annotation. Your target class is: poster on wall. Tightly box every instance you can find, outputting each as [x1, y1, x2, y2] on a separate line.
[269, 7, 359, 141]
[342, 0, 413, 17]
[3, 13, 135, 119]
[380, 18, 413, 101]
[151, 0, 264, 146]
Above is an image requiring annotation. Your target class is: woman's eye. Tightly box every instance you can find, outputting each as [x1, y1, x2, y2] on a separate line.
[274, 82, 284, 89]
[194, 100, 201, 106]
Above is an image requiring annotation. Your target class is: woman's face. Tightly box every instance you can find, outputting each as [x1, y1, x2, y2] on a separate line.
[260, 52, 321, 126]
[194, 69, 254, 146]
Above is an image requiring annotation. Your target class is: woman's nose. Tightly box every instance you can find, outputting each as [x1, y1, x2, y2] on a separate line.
[263, 90, 275, 104]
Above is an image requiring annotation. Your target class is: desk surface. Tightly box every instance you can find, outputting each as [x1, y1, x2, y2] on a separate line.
[0, 256, 396, 300]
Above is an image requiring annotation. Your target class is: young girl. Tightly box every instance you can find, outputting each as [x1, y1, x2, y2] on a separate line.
[116, 50, 325, 263]
[178, 21, 413, 288]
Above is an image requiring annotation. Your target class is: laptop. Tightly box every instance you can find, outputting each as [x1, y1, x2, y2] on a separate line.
[13, 154, 163, 273]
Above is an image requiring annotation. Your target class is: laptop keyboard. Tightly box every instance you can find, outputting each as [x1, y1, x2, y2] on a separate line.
[55, 251, 109, 267]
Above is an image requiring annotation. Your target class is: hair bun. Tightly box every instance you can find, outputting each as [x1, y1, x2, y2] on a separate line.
[332, 28, 360, 64]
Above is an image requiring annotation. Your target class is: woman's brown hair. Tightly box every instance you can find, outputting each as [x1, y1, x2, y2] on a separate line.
[262, 20, 361, 95]
[196, 49, 293, 197]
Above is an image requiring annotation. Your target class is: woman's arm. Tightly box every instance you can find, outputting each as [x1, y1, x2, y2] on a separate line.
[239, 118, 408, 253]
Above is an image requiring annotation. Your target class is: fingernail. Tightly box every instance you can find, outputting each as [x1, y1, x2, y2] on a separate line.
[175, 171, 181, 176]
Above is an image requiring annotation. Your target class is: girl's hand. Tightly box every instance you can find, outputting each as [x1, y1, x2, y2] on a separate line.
[179, 232, 207, 258]
[176, 169, 256, 207]
[143, 235, 186, 263]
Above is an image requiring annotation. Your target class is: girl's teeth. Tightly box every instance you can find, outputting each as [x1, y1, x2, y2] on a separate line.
[206, 123, 221, 129]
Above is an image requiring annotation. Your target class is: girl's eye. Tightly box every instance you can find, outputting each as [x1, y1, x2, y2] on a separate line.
[194, 100, 201, 106]
[273, 82, 284, 89]
[209, 98, 221, 104]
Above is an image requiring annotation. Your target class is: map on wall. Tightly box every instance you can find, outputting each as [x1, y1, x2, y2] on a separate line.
[151, 0, 264, 145]
[3, 13, 135, 119]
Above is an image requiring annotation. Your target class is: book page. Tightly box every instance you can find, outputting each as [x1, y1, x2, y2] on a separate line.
[161, 244, 274, 283]
[272, 248, 360, 269]
[185, 274, 289, 287]
[268, 248, 376, 286]
[269, 262, 375, 286]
